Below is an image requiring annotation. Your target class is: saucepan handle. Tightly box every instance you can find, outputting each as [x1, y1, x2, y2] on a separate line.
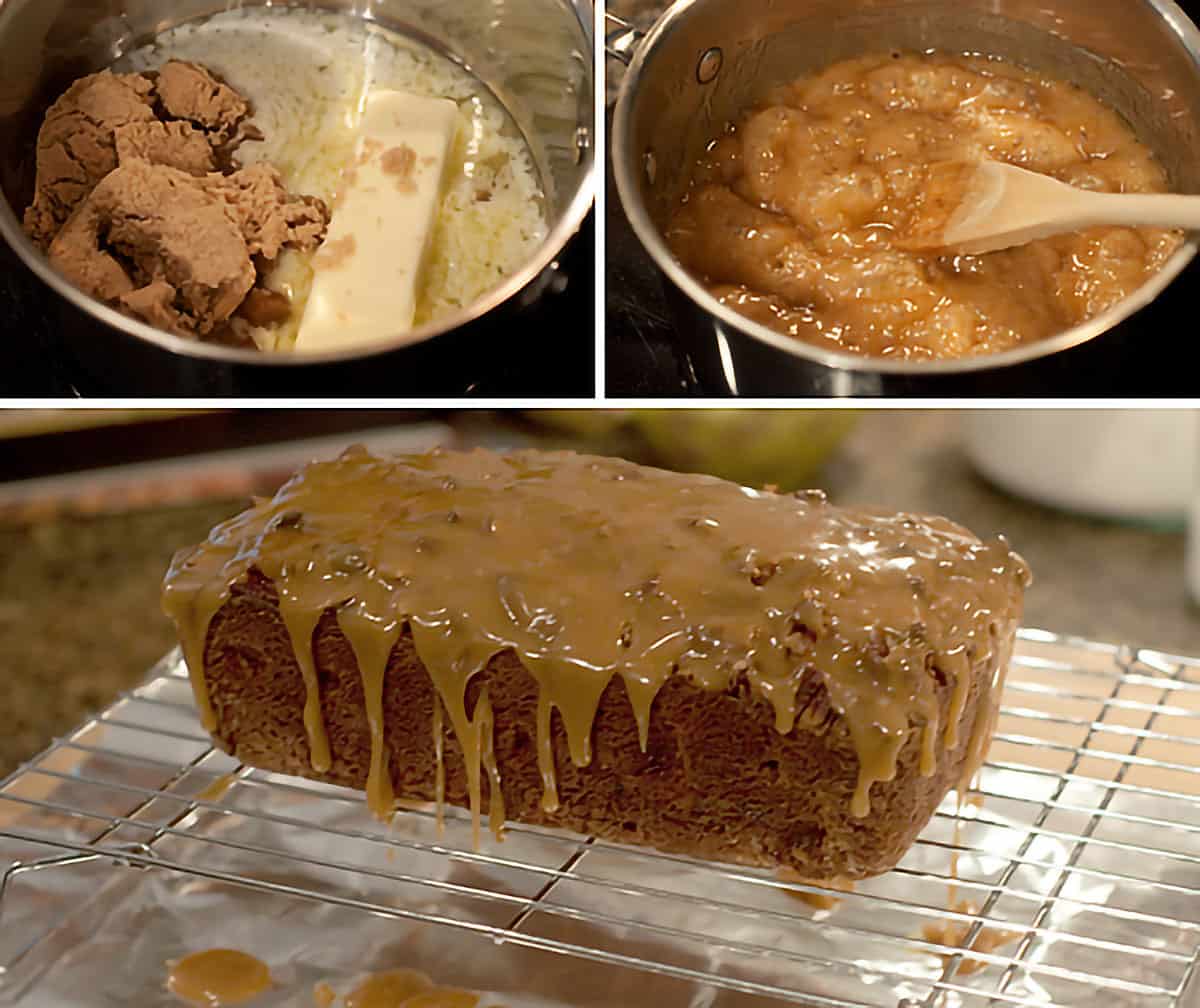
[605, 11, 645, 65]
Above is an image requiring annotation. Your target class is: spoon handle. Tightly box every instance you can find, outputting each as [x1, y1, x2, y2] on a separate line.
[1071, 191, 1200, 231]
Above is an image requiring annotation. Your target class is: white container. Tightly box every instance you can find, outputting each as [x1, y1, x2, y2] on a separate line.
[964, 410, 1198, 524]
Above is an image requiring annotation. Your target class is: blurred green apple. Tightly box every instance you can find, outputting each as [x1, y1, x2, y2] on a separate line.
[530, 411, 634, 438]
[632, 410, 858, 490]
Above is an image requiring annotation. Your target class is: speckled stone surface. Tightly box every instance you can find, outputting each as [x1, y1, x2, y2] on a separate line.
[0, 501, 242, 777]
[1, 412, 1196, 779]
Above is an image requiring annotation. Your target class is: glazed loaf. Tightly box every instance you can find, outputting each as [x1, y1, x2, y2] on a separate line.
[163, 447, 1029, 880]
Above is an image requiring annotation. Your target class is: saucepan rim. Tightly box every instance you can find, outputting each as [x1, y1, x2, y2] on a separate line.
[611, 0, 1200, 377]
[0, 0, 596, 368]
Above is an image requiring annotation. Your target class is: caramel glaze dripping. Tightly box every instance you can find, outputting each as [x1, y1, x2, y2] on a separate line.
[163, 447, 1031, 832]
[338, 607, 401, 818]
[476, 685, 506, 842]
[433, 696, 446, 834]
[279, 597, 332, 773]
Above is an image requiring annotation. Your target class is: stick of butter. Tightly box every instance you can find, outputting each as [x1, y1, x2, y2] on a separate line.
[295, 89, 458, 352]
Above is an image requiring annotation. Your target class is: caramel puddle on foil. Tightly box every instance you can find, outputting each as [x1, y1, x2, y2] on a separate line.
[317, 969, 484, 1008]
[167, 949, 272, 1006]
[343, 968, 432, 1007]
[163, 447, 1029, 843]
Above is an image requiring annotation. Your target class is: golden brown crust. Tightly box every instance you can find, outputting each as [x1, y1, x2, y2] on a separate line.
[202, 569, 987, 880]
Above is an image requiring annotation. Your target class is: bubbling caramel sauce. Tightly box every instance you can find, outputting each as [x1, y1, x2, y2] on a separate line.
[166, 949, 272, 1006]
[668, 51, 1182, 361]
[163, 447, 1029, 830]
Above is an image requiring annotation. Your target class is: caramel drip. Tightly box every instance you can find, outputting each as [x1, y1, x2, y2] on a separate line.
[523, 656, 613, 769]
[476, 686, 506, 842]
[408, 619, 499, 847]
[850, 731, 905, 819]
[337, 607, 401, 819]
[620, 670, 664, 753]
[162, 581, 230, 732]
[166, 949, 271, 1006]
[959, 624, 1014, 794]
[278, 599, 332, 773]
[949, 808, 963, 908]
[344, 969, 431, 1008]
[536, 691, 559, 813]
[922, 900, 1023, 976]
[778, 867, 855, 912]
[942, 648, 972, 751]
[163, 447, 1030, 828]
[919, 718, 938, 778]
[197, 772, 237, 803]
[433, 695, 445, 834]
[465, 688, 484, 849]
[313, 981, 337, 1008]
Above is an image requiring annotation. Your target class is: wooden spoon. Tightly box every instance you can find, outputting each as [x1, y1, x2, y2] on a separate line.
[902, 160, 1198, 255]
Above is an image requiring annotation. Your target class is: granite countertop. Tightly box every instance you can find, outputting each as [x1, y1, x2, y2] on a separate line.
[2, 410, 1195, 778]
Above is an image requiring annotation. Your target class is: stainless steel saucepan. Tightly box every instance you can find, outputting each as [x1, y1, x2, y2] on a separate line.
[609, 0, 1200, 396]
[0, 0, 594, 395]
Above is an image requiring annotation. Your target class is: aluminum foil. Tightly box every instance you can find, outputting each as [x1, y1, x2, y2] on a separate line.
[2, 634, 1199, 1008]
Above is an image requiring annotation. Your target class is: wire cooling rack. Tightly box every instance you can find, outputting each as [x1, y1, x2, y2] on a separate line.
[3, 629, 1200, 1007]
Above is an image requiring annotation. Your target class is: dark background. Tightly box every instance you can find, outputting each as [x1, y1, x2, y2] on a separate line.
[0, 205, 595, 398]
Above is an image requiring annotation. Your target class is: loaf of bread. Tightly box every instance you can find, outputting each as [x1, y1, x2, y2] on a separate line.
[163, 447, 1029, 880]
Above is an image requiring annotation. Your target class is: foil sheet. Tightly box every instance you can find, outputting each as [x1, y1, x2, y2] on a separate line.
[2, 634, 1200, 1008]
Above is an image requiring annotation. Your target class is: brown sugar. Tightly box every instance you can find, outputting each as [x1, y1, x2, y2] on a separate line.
[24, 61, 328, 338]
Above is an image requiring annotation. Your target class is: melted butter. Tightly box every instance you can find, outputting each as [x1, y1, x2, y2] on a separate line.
[166, 949, 271, 1006]
[163, 447, 1030, 832]
[344, 968, 432, 1008]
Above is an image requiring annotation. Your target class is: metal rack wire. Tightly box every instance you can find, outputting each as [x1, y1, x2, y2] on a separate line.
[3, 629, 1200, 1007]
